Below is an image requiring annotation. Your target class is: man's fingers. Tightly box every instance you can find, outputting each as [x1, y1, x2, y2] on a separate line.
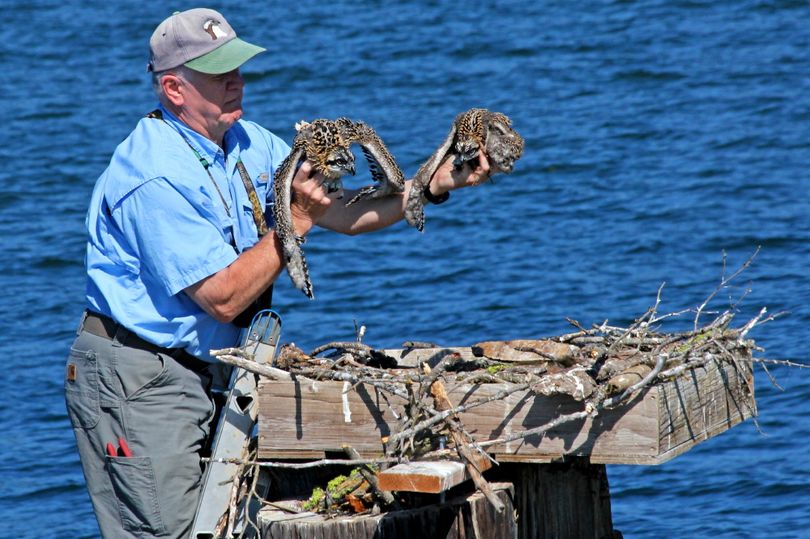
[477, 146, 491, 176]
[469, 146, 492, 185]
[294, 160, 313, 181]
[291, 162, 332, 208]
[299, 180, 331, 205]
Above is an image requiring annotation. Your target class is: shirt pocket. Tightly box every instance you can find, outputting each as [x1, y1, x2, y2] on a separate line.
[243, 171, 271, 233]
[254, 171, 270, 202]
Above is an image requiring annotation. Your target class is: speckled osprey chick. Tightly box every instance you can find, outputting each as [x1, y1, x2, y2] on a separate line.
[272, 118, 405, 298]
[405, 108, 524, 231]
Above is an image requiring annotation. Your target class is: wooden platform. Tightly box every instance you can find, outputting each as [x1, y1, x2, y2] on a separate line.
[257, 354, 756, 465]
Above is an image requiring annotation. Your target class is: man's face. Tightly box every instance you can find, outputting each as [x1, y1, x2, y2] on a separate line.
[181, 68, 245, 137]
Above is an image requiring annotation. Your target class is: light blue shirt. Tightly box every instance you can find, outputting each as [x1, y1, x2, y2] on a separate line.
[85, 104, 290, 360]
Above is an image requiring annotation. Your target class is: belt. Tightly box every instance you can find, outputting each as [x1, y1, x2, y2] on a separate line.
[81, 310, 211, 374]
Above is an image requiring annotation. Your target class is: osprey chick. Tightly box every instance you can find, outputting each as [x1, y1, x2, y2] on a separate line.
[273, 118, 404, 298]
[405, 108, 525, 232]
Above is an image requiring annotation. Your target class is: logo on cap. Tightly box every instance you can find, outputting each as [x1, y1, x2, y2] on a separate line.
[203, 20, 228, 40]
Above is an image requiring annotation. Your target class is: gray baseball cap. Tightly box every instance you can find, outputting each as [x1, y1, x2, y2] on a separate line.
[148, 8, 265, 74]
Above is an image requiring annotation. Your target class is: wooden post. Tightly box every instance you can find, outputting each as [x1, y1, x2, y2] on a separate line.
[259, 459, 620, 539]
[491, 459, 620, 539]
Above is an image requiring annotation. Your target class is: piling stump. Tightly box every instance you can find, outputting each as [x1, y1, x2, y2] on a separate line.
[259, 482, 516, 539]
[491, 459, 619, 539]
[258, 459, 621, 539]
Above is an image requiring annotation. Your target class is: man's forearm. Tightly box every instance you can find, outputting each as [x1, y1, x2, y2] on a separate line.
[316, 181, 415, 235]
[316, 153, 483, 235]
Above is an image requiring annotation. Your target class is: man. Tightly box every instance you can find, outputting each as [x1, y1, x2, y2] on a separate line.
[64, 7, 491, 538]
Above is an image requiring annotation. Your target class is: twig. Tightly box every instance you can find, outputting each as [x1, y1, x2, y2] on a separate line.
[385, 383, 531, 448]
[602, 353, 668, 408]
[694, 247, 760, 330]
[342, 444, 399, 509]
[752, 358, 810, 369]
[760, 362, 784, 391]
[261, 501, 302, 514]
[211, 349, 293, 381]
[311, 341, 376, 357]
[599, 283, 666, 360]
[292, 367, 413, 401]
[202, 456, 404, 469]
[658, 353, 718, 379]
[564, 318, 588, 333]
[737, 307, 767, 341]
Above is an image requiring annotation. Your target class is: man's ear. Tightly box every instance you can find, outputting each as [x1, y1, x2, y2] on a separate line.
[161, 74, 184, 107]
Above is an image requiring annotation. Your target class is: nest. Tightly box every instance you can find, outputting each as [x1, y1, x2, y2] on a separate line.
[213, 305, 771, 520]
[208, 252, 790, 527]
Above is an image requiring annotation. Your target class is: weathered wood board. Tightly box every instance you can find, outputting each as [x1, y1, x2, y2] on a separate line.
[377, 459, 491, 494]
[258, 355, 755, 465]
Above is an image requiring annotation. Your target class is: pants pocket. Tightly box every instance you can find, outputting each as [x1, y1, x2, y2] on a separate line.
[116, 347, 169, 401]
[107, 456, 167, 535]
[64, 347, 100, 429]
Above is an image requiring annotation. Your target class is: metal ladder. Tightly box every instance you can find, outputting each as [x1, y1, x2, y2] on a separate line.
[191, 309, 282, 539]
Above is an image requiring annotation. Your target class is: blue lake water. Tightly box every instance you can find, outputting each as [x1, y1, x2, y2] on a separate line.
[1, 1, 808, 537]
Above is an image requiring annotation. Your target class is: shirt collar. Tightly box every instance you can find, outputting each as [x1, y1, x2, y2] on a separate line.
[223, 127, 243, 162]
[157, 104, 225, 165]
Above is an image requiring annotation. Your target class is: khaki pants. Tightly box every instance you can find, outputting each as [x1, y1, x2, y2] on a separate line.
[64, 320, 216, 538]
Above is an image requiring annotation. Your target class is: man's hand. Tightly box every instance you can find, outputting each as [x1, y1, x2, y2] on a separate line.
[289, 161, 332, 237]
[427, 145, 495, 197]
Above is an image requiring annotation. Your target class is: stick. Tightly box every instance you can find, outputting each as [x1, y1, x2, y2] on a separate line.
[752, 358, 810, 369]
[385, 383, 531, 448]
[202, 456, 404, 469]
[737, 306, 767, 341]
[424, 363, 504, 513]
[342, 445, 399, 509]
[694, 247, 760, 330]
[211, 349, 293, 381]
[310, 341, 376, 357]
[602, 353, 668, 408]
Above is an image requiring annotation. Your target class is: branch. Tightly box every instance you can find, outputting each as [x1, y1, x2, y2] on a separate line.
[310, 341, 376, 357]
[602, 352, 668, 408]
[203, 456, 404, 469]
[211, 349, 293, 381]
[694, 247, 760, 330]
[385, 383, 531, 448]
[342, 444, 399, 508]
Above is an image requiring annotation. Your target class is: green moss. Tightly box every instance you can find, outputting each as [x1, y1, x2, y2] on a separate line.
[326, 474, 349, 496]
[486, 363, 507, 374]
[302, 487, 325, 511]
[675, 331, 713, 354]
[304, 468, 366, 512]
